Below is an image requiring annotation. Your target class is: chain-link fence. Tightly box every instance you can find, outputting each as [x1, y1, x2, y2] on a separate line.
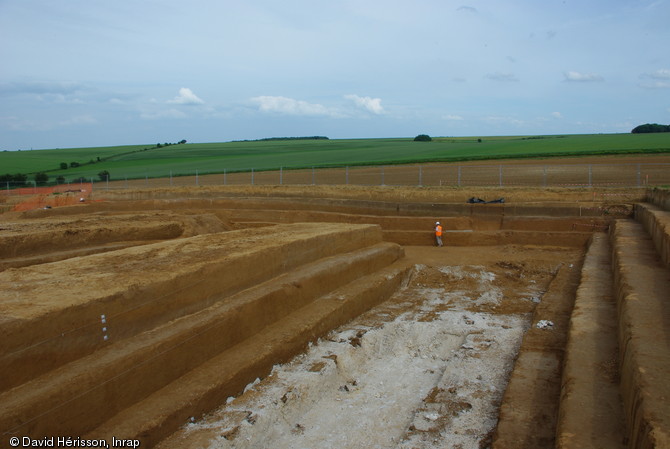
[2, 162, 669, 193]
[87, 162, 670, 190]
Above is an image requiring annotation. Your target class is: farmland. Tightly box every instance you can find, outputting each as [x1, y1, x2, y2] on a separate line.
[1, 132, 669, 183]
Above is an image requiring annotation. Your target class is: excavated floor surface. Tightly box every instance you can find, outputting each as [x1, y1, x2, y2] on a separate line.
[157, 244, 580, 449]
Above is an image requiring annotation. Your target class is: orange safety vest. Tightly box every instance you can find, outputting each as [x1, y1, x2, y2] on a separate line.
[435, 225, 443, 236]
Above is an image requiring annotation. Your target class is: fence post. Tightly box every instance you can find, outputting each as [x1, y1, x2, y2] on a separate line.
[381, 165, 385, 186]
[251, 168, 254, 185]
[543, 165, 547, 187]
[458, 166, 462, 187]
[196, 169, 199, 186]
[636, 163, 641, 187]
[280, 167, 283, 185]
[588, 164, 592, 187]
[170, 170, 173, 186]
[106, 174, 109, 190]
[499, 165, 503, 187]
[224, 169, 227, 185]
[312, 167, 315, 185]
[418, 165, 423, 187]
[346, 166, 349, 185]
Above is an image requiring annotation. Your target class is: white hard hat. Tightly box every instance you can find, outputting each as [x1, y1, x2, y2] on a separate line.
[436, 221, 440, 225]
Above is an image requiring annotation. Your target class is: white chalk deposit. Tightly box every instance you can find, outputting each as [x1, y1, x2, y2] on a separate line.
[173, 264, 538, 449]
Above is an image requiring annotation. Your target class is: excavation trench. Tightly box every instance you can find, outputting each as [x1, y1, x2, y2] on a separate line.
[3, 187, 660, 448]
[157, 245, 581, 449]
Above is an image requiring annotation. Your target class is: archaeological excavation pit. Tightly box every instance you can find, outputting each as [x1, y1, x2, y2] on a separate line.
[1, 185, 668, 449]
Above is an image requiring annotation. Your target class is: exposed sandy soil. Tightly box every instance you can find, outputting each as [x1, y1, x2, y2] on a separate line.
[157, 244, 580, 449]
[2, 170, 666, 448]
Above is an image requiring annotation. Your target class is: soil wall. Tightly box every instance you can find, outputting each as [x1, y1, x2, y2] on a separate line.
[646, 187, 670, 211]
[0, 223, 382, 391]
[1, 242, 405, 440]
[635, 204, 670, 269]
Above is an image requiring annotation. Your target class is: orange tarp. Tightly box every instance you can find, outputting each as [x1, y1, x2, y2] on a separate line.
[7, 183, 94, 211]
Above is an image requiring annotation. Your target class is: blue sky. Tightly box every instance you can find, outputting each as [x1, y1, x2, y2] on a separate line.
[1, 0, 669, 150]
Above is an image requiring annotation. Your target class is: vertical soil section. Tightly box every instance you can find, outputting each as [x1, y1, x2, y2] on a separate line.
[555, 234, 625, 449]
[0, 224, 382, 390]
[493, 259, 583, 449]
[610, 220, 670, 449]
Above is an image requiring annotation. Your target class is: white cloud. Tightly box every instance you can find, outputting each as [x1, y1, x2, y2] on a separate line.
[0, 81, 83, 96]
[484, 115, 525, 126]
[0, 81, 89, 104]
[0, 116, 41, 131]
[345, 94, 385, 114]
[167, 87, 204, 105]
[59, 115, 97, 126]
[251, 96, 338, 116]
[563, 71, 604, 82]
[638, 69, 670, 89]
[638, 80, 670, 89]
[645, 69, 670, 79]
[551, 111, 563, 119]
[0, 114, 96, 131]
[486, 72, 519, 82]
[43, 93, 85, 104]
[140, 108, 187, 120]
[443, 114, 464, 121]
[457, 6, 478, 13]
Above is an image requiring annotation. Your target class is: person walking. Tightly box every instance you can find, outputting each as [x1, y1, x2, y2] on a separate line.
[434, 221, 443, 247]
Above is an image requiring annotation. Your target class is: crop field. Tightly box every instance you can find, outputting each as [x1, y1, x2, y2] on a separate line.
[1, 133, 669, 183]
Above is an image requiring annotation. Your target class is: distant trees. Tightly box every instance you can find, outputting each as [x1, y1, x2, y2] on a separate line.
[232, 136, 329, 142]
[155, 140, 187, 148]
[631, 123, 670, 134]
[60, 162, 68, 170]
[0, 173, 28, 186]
[34, 173, 49, 185]
[413, 134, 432, 142]
[98, 170, 110, 181]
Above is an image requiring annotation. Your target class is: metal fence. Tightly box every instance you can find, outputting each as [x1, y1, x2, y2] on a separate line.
[2, 162, 669, 193]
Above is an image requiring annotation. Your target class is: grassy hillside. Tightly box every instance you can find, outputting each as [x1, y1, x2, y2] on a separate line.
[1, 133, 668, 183]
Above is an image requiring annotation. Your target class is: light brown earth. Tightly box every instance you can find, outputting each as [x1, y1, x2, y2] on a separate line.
[1, 155, 669, 449]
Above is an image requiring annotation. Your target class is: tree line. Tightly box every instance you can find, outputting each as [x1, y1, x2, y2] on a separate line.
[631, 123, 670, 133]
[1, 169, 111, 187]
[234, 136, 330, 142]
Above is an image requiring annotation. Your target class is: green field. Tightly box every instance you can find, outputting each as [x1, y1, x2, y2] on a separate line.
[1, 133, 669, 183]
